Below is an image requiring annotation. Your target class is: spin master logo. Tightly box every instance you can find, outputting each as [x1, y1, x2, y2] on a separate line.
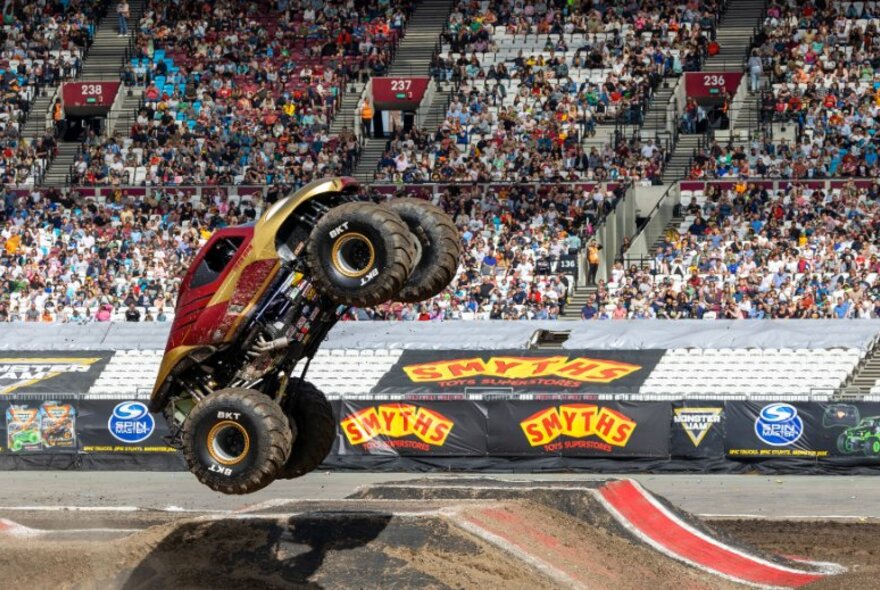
[755, 403, 803, 446]
[108, 401, 155, 444]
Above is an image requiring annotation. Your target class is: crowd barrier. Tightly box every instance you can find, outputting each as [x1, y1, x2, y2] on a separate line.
[3, 395, 880, 474]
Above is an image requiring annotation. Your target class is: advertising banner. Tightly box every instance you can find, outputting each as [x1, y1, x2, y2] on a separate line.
[0, 352, 113, 396]
[2, 398, 79, 454]
[809, 403, 880, 461]
[671, 402, 725, 459]
[77, 400, 177, 456]
[487, 401, 670, 457]
[726, 402, 814, 459]
[336, 400, 487, 457]
[372, 350, 664, 394]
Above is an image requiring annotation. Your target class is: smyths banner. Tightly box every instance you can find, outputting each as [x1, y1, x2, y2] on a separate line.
[371, 350, 664, 394]
[336, 400, 488, 456]
[487, 401, 670, 457]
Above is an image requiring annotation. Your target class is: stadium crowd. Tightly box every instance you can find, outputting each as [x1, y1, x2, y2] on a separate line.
[2, 0, 102, 187]
[0, 186, 265, 323]
[371, 106, 666, 183]
[584, 181, 880, 320]
[400, 0, 725, 183]
[350, 183, 622, 320]
[75, 0, 414, 187]
[692, 0, 880, 179]
[0, 183, 614, 322]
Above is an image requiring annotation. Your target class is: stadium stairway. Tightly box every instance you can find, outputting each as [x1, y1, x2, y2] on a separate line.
[39, 0, 144, 187]
[703, 0, 766, 71]
[387, 0, 454, 76]
[109, 87, 145, 138]
[660, 134, 702, 183]
[353, 138, 387, 182]
[22, 93, 54, 141]
[839, 342, 880, 398]
[329, 82, 367, 137]
[81, 0, 144, 82]
[641, 85, 675, 137]
[561, 286, 596, 320]
[352, 0, 454, 181]
[41, 143, 81, 186]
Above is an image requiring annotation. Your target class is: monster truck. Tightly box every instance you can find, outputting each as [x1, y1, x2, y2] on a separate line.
[150, 177, 460, 494]
[836, 417, 880, 456]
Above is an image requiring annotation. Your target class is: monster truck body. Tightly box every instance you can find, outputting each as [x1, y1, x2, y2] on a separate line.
[150, 177, 460, 494]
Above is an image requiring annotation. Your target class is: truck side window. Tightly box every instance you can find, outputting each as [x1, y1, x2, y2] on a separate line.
[190, 237, 244, 288]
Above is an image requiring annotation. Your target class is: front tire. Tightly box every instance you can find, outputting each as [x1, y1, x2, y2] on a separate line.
[279, 379, 336, 479]
[837, 433, 855, 454]
[384, 198, 461, 303]
[306, 202, 416, 307]
[182, 388, 293, 495]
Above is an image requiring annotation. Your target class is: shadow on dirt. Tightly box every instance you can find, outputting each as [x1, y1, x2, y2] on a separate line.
[121, 512, 393, 590]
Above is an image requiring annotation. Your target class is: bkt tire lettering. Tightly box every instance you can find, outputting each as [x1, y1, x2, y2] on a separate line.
[209, 463, 233, 476]
[329, 222, 349, 239]
[360, 268, 379, 285]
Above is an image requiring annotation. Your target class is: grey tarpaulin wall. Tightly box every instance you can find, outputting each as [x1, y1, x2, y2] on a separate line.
[1, 321, 880, 351]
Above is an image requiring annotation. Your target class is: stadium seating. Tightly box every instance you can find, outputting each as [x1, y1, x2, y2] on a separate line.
[690, 0, 880, 179]
[72, 0, 411, 187]
[606, 181, 880, 319]
[639, 348, 864, 398]
[1, 0, 98, 186]
[88, 349, 164, 397]
[85, 346, 864, 400]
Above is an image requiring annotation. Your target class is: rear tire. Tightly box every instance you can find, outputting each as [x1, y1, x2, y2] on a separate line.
[182, 388, 293, 495]
[306, 202, 416, 307]
[384, 198, 461, 303]
[279, 379, 336, 479]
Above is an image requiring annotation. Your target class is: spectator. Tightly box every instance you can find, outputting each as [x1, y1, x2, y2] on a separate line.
[117, 1, 130, 36]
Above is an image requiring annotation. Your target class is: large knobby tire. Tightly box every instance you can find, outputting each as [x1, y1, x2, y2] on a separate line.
[306, 202, 416, 307]
[384, 198, 461, 303]
[837, 433, 854, 454]
[279, 378, 336, 479]
[182, 388, 293, 495]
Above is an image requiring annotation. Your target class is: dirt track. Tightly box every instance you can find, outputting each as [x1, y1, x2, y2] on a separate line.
[0, 479, 874, 589]
[712, 520, 880, 589]
[0, 501, 730, 590]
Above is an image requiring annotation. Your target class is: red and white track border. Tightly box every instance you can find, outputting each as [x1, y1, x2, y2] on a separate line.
[595, 479, 845, 589]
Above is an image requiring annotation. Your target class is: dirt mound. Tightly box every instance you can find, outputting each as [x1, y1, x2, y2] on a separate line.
[712, 520, 880, 589]
[0, 480, 858, 589]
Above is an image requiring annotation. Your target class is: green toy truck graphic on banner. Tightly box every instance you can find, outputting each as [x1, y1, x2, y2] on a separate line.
[5, 401, 77, 452]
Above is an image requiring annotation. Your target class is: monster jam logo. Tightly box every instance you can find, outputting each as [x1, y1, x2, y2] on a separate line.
[674, 407, 722, 447]
[403, 356, 642, 385]
[520, 404, 636, 452]
[0, 357, 103, 395]
[341, 404, 453, 451]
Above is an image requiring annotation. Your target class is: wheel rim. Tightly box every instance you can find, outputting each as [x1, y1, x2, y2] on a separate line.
[331, 233, 375, 278]
[207, 421, 250, 466]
